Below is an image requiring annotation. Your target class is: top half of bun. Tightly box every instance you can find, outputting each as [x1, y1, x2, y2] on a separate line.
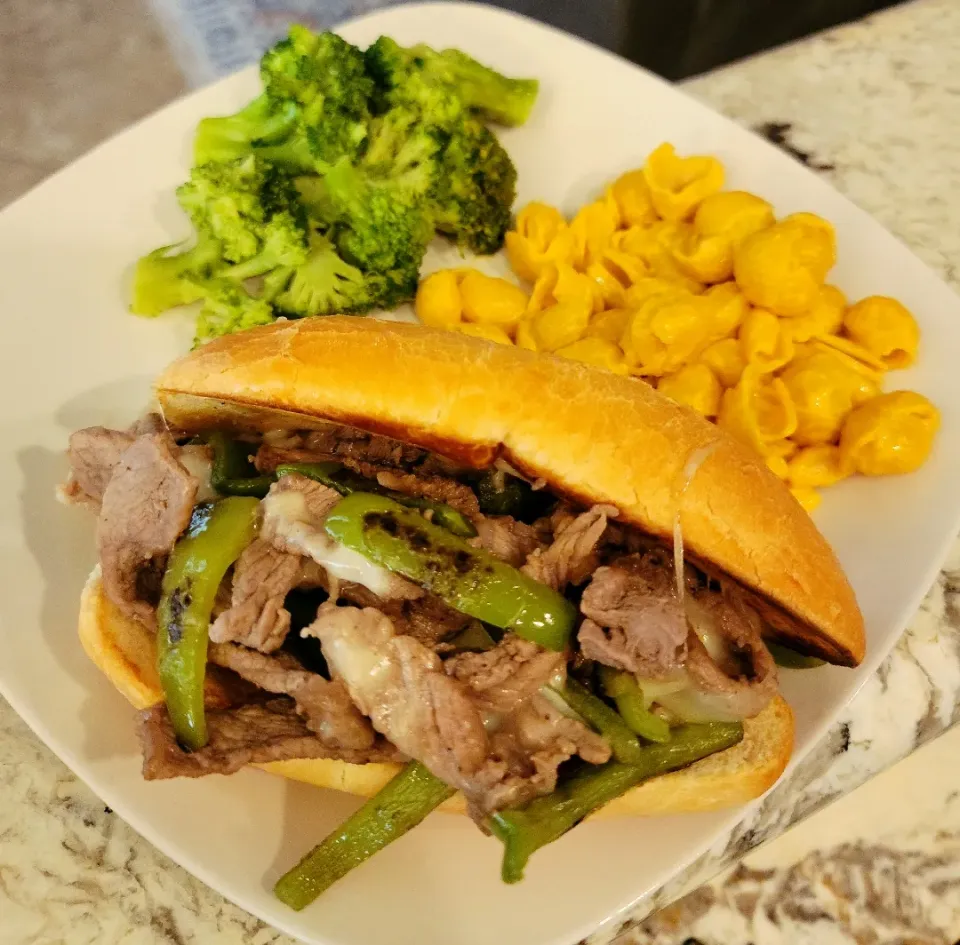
[156, 317, 865, 666]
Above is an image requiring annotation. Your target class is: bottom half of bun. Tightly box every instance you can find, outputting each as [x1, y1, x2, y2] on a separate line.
[79, 568, 795, 817]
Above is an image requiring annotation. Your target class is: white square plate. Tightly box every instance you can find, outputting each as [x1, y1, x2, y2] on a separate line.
[2, 4, 960, 945]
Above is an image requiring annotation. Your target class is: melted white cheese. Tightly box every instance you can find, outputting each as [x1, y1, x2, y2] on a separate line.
[264, 490, 399, 597]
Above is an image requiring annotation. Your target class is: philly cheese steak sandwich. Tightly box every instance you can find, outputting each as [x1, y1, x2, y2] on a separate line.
[62, 317, 864, 904]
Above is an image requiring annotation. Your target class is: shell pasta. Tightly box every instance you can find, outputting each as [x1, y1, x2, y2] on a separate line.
[414, 142, 938, 512]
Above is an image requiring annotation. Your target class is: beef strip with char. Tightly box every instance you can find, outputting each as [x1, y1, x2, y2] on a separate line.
[471, 516, 549, 568]
[209, 540, 324, 653]
[307, 605, 610, 820]
[97, 434, 198, 625]
[140, 697, 401, 779]
[208, 642, 379, 750]
[305, 425, 429, 468]
[255, 423, 428, 477]
[383, 594, 475, 650]
[522, 504, 618, 590]
[374, 469, 482, 520]
[578, 551, 689, 678]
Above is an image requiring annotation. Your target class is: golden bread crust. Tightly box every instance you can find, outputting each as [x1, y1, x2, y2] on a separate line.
[156, 318, 864, 665]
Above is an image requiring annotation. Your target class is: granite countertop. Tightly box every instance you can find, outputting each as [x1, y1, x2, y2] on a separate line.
[4, 0, 960, 942]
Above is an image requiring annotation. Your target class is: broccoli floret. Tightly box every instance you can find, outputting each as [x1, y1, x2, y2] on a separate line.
[430, 117, 517, 254]
[192, 278, 276, 346]
[274, 231, 381, 317]
[176, 156, 305, 264]
[130, 230, 224, 316]
[261, 26, 372, 118]
[322, 156, 433, 281]
[362, 38, 530, 254]
[220, 210, 309, 281]
[194, 28, 372, 172]
[361, 108, 443, 189]
[194, 98, 320, 173]
[193, 95, 304, 168]
[365, 36, 538, 127]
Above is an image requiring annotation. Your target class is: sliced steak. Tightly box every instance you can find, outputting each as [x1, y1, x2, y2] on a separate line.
[62, 421, 212, 508]
[446, 634, 609, 814]
[287, 560, 466, 650]
[308, 605, 610, 819]
[128, 412, 171, 437]
[208, 643, 377, 750]
[266, 472, 343, 521]
[209, 540, 323, 653]
[387, 594, 474, 650]
[140, 697, 400, 779]
[475, 692, 612, 814]
[261, 474, 422, 601]
[471, 516, 547, 567]
[255, 424, 427, 476]
[522, 504, 618, 590]
[375, 469, 481, 520]
[578, 552, 688, 678]
[306, 604, 490, 784]
[679, 587, 778, 720]
[65, 426, 136, 506]
[305, 425, 428, 469]
[97, 435, 198, 625]
[446, 634, 565, 713]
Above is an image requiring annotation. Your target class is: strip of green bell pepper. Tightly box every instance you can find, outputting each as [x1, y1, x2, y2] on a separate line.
[555, 678, 646, 764]
[599, 667, 672, 744]
[324, 492, 577, 651]
[473, 469, 553, 521]
[274, 761, 455, 910]
[767, 642, 825, 669]
[489, 720, 744, 883]
[156, 497, 260, 750]
[276, 461, 362, 493]
[447, 621, 499, 653]
[276, 462, 477, 538]
[207, 432, 274, 498]
[474, 469, 529, 517]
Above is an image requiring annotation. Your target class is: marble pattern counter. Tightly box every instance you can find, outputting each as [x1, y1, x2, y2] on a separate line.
[3, 0, 960, 941]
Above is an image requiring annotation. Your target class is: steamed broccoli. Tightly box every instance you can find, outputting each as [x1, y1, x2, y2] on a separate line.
[431, 117, 517, 254]
[131, 26, 540, 344]
[362, 36, 530, 253]
[130, 230, 224, 316]
[365, 36, 539, 127]
[219, 211, 308, 280]
[176, 155, 305, 263]
[274, 231, 385, 317]
[191, 95, 304, 168]
[132, 157, 309, 326]
[194, 27, 372, 171]
[192, 278, 276, 346]
[361, 107, 443, 188]
[261, 26, 372, 120]
[322, 156, 434, 283]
